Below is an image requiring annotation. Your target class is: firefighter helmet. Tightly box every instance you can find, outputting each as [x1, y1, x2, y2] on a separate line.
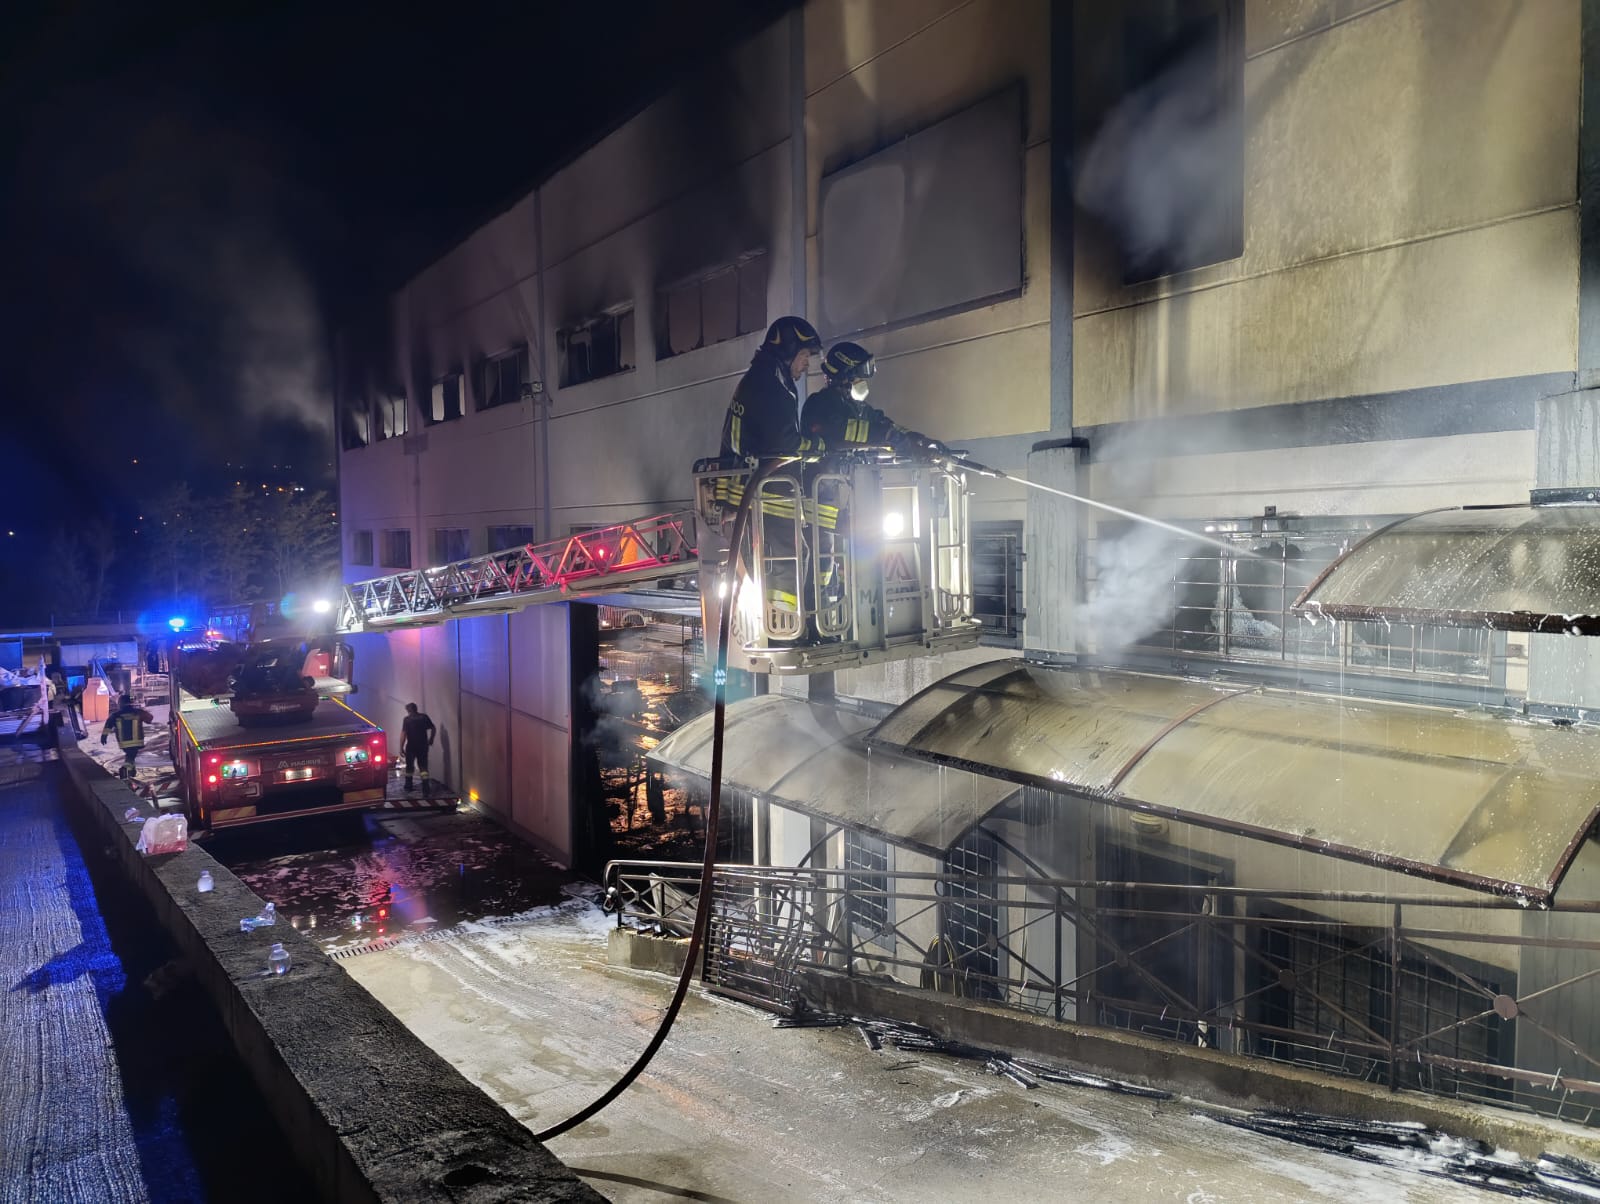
[821, 341, 875, 384]
[763, 316, 821, 363]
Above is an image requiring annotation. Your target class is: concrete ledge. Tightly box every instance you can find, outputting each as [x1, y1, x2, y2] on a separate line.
[805, 972, 1600, 1164]
[607, 927, 690, 975]
[58, 745, 601, 1204]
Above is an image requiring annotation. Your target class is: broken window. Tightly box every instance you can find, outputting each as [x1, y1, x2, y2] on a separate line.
[475, 348, 527, 411]
[558, 308, 635, 387]
[342, 397, 371, 450]
[379, 529, 412, 569]
[1078, 0, 1244, 281]
[432, 527, 471, 563]
[350, 530, 374, 567]
[372, 395, 408, 441]
[656, 253, 768, 360]
[429, 373, 463, 424]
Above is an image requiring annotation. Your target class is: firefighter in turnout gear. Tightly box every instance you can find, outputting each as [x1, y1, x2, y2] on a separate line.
[719, 316, 825, 632]
[801, 342, 949, 625]
[803, 341, 947, 458]
[101, 694, 154, 781]
[401, 703, 436, 795]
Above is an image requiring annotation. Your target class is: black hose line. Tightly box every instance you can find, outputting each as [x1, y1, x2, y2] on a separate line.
[534, 458, 795, 1143]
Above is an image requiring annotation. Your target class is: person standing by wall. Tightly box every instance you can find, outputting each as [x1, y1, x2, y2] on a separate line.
[400, 702, 436, 795]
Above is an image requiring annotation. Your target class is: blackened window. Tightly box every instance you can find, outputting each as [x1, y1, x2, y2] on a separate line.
[942, 827, 1001, 997]
[1079, 0, 1244, 281]
[558, 308, 635, 387]
[433, 527, 471, 563]
[342, 398, 370, 450]
[475, 348, 527, 411]
[373, 395, 408, 441]
[657, 254, 769, 359]
[429, 373, 463, 423]
[350, 530, 374, 566]
[486, 524, 535, 551]
[379, 529, 412, 569]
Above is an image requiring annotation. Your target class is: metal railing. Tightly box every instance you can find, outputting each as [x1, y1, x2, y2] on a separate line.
[603, 856, 1600, 1122]
[339, 510, 698, 632]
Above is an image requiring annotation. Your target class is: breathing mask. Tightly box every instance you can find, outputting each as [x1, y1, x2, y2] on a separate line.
[850, 379, 871, 402]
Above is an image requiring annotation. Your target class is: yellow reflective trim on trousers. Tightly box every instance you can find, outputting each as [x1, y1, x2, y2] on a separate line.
[765, 589, 798, 606]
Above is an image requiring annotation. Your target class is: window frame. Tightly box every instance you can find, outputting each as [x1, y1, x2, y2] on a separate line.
[843, 829, 894, 954]
[557, 305, 636, 388]
[429, 371, 464, 424]
[379, 528, 413, 570]
[475, 347, 528, 413]
[971, 519, 1025, 646]
[655, 252, 769, 361]
[350, 529, 375, 567]
[432, 527, 471, 564]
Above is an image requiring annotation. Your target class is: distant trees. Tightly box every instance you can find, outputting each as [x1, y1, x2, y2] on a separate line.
[137, 482, 340, 614]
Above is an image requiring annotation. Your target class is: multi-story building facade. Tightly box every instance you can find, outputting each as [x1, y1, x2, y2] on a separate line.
[337, 0, 1600, 1114]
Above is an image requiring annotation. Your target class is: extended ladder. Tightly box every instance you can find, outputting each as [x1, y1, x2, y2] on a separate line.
[337, 511, 699, 633]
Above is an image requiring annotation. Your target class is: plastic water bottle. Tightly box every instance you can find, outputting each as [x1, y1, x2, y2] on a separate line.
[267, 943, 290, 976]
[197, 870, 214, 894]
[239, 902, 277, 932]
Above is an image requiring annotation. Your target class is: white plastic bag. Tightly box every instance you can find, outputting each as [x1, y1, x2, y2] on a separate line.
[136, 814, 188, 856]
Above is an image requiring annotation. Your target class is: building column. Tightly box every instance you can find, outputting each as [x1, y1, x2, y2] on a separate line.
[1050, 0, 1074, 435]
[1527, 0, 1600, 713]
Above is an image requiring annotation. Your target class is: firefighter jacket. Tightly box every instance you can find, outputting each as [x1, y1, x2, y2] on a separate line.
[103, 705, 153, 750]
[720, 349, 824, 460]
[802, 384, 925, 455]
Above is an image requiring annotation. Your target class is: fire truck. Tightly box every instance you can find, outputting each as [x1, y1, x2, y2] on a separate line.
[169, 634, 390, 830]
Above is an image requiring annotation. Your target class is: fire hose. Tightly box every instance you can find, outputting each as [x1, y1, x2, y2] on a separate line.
[533, 457, 796, 1142]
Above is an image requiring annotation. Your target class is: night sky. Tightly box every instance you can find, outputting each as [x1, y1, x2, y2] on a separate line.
[0, 0, 794, 617]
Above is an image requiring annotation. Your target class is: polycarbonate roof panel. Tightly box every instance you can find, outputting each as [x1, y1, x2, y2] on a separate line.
[1294, 505, 1600, 632]
[647, 695, 1016, 855]
[867, 661, 1600, 901]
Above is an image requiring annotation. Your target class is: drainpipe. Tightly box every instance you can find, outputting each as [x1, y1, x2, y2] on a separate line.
[535, 187, 554, 543]
[790, 6, 808, 413]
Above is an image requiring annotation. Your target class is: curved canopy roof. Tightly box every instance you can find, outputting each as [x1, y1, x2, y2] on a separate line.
[866, 660, 1600, 902]
[1293, 504, 1600, 633]
[646, 694, 1017, 856]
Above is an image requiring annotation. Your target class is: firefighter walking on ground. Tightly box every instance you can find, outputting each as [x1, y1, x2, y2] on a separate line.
[101, 694, 154, 781]
[719, 315, 825, 636]
[400, 702, 436, 795]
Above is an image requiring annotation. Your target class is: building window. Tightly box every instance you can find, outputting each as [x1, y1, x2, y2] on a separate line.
[1087, 515, 1508, 690]
[1080, 0, 1244, 281]
[1255, 908, 1512, 1100]
[379, 529, 412, 569]
[342, 398, 370, 450]
[941, 827, 1002, 999]
[474, 347, 527, 412]
[433, 527, 471, 563]
[429, 373, 463, 424]
[372, 395, 409, 441]
[820, 88, 1023, 335]
[656, 253, 768, 359]
[486, 524, 535, 551]
[971, 520, 1024, 644]
[350, 530, 374, 567]
[844, 830, 893, 953]
[558, 308, 635, 387]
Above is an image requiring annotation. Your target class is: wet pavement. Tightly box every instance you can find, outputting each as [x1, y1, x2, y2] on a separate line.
[207, 803, 588, 953]
[342, 900, 1512, 1204]
[0, 742, 316, 1203]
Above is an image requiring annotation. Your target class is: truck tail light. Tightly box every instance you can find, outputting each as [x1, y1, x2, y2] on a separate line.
[369, 734, 386, 766]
